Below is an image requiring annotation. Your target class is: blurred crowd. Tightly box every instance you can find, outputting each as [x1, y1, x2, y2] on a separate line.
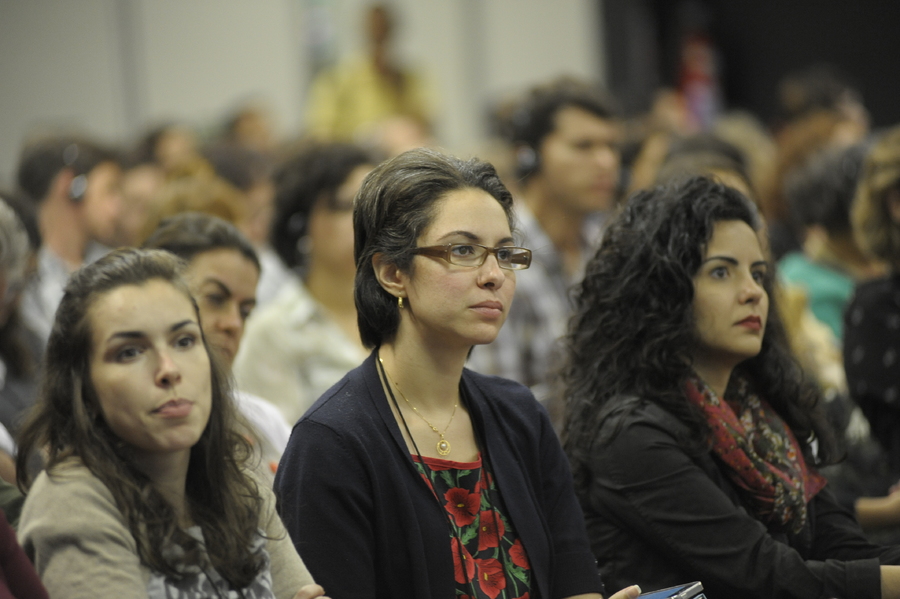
[3, 2, 900, 597]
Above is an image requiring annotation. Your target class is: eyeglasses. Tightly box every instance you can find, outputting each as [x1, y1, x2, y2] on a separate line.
[411, 243, 532, 270]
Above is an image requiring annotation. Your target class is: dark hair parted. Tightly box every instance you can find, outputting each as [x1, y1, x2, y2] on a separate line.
[142, 211, 261, 272]
[15, 248, 265, 588]
[354, 148, 515, 348]
[271, 142, 374, 270]
[562, 177, 837, 490]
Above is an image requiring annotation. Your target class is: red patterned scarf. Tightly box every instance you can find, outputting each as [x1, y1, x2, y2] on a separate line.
[685, 374, 827, 534]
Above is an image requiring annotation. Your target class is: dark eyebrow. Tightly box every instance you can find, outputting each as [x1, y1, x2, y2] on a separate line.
[201, 278, 232, 296]
[107, 320, 196, 342]
[701, 255, 738, 266]
[437, 230, 516, 245]
[701, 256, 770, 269]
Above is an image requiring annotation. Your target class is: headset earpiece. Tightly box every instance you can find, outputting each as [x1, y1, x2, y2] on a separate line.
[516, 145, 539, 179]
[69, 174, 87, 203]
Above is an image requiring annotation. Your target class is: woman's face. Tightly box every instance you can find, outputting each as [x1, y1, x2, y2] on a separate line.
[691, 219, 769, 376]
[88, 279, 212, 461]
[308, 164, 371, 279]
[183, 248, 259, 368]
[397, 187, 516, 350]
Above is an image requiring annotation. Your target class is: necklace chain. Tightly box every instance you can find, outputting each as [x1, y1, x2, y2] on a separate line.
[378, 355, 458, 456]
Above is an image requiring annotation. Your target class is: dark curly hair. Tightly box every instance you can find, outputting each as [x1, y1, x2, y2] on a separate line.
[562, 176, 837, 490]
[16, 248, 265, 588]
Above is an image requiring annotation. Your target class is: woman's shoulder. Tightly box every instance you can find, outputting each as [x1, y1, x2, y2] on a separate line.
[295, 357, 385, 436]
[22, 459, 119, 516]
[462, 368, 539, 406]
[595, 395, 691, 446]
[19, 458, 135, 553]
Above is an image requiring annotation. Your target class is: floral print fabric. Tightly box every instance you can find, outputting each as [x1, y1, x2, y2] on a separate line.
[685, 374, 827, 534]
[413, 455, 531, 599]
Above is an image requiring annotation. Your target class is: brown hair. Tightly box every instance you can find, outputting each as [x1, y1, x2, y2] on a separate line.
[852, 126, 900, 264]
[16, 248, 265, 588]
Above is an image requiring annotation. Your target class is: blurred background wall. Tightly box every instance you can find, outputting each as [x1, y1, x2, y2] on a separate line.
[0, 0, 603, 185]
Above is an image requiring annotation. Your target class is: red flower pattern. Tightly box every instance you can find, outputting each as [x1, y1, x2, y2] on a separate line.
[444, 487, 480, 526]
[452, 537, 476, 583]
[416, 456, 531, 599]
[476, 558, 507, 599]
[477, 510, 506, 551]
[509, 539, 530, 569]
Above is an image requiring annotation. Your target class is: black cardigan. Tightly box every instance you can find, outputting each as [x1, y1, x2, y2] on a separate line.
[580, 399, 900, 599]
[275, 352, 602, 599]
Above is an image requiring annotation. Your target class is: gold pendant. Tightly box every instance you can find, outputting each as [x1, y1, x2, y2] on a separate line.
[437, 437, 451, 456]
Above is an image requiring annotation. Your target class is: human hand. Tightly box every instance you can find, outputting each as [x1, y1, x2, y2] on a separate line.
[292, 584, 329, 599]
[607, 585, 642, 599]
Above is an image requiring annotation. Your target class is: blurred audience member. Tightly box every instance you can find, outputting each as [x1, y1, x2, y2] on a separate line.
[116, 156, 165, 248]
[305, 3, 433, 152]
[143, 213, 291, 480]
[655, 133, 756, 199]
[16, 137, 123, 341]
[222, 102, 277, 155]
[139, 174, 245, 243]
[763, 67, 869, 260]
[233, 143, 372, 423]
[202, 143, 288, 305]
[135, 123, 209, 179]
[845, 126, 900, 482]
[0, 193, 41, 446]
[467, 77, 621, 400]
[712, 110, 778, 197]
[779, 144, 883, 341]
[776, 64, 869, 134]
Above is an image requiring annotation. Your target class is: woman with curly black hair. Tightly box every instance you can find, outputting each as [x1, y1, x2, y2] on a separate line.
[562, 176, 900, 598]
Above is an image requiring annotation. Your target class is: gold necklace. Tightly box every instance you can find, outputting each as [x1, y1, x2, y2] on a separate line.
[378, 356, 458, 456]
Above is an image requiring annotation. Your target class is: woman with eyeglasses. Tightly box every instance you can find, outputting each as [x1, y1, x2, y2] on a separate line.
[275, 148, 640, 599]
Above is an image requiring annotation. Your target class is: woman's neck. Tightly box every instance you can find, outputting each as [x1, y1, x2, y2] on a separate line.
[132, 450, 192, 526]
[378, 334, 467, 411]
[691, 360, 733, 399]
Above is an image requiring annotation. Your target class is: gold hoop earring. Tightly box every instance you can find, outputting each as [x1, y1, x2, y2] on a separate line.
[398, 296, 404, 309]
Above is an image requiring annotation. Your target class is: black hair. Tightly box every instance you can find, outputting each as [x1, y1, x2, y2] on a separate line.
[202, 143, 273, 192]
[354, 148, 514, 348]
[142, 212, 261, 272]
[16, 137, 116, 205]
[657, 134, 755, 196]
[270, 142, 374, 270]
[509, 76, 616, 180]
[786, 143, 867, 236]
[562, 176, 837, 490]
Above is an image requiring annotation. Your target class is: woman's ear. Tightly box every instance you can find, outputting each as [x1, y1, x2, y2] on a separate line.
[372, 253, 407, 300]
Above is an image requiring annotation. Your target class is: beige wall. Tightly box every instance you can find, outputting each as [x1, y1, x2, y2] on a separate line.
[0, 0, 605, 184]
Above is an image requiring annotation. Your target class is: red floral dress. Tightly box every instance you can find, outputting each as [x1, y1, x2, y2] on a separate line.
[413, 455, 532, 599]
